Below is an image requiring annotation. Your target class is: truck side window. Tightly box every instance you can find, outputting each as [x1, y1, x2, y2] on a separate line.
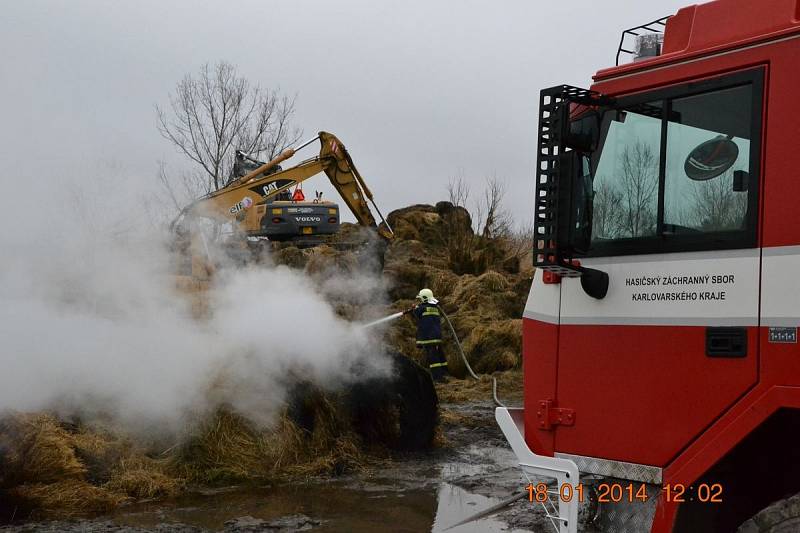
[592, 103, 662, 241]
[663, 85, 752, 234]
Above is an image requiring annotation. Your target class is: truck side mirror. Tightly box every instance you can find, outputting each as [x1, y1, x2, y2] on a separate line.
[564, 113, 600, 153]
[557, 150, 609, 300]
[581, 267, 609, 299]
[557, 151, 593, 255]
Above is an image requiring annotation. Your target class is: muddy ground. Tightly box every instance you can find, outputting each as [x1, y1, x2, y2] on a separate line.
[0, 374, 580, 533]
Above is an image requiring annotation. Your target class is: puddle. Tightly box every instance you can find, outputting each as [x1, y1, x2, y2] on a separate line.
[96, 479, 531, 532]
[107, 484, 435, 531]
[432, 482, 527, 532]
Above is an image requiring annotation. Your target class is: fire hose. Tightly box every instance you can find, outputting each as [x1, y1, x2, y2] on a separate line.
[438, 305, 505, 408]
[361, 305, 506, 408]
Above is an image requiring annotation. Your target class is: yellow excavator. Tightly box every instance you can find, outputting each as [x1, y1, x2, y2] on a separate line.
[173, 131, 393, 281]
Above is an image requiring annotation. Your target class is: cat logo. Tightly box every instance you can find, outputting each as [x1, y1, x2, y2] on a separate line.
[248, 178, 295, 198]
[261, 182, 279, 196]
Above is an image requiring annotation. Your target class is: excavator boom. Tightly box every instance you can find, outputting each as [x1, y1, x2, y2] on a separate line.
[318, 131, 389, 234]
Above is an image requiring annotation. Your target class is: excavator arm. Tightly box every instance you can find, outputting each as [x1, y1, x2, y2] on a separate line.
[317, 131, 392, 237]
[181, 132, 393, 239]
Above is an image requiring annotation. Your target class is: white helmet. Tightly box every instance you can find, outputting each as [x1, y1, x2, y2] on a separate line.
[416, 288, 438, 305]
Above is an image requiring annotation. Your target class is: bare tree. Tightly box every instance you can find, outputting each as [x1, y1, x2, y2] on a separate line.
[155, 160, 210, 212]
[689, 170, 748, 231]
[156, 61, 302, 194]
[479, 176, 511, 239]
[442, 174, 520, 274]
[445, 174, 510, 238]
[591, 178, 624, 239]
[443, 175, 476, 271]
[447, 174, 471, 212]
[619, 141, 658, 237]
[506, 220, 535, 269]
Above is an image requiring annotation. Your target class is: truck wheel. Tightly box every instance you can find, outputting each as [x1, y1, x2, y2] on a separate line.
[738, 494, 800, 533]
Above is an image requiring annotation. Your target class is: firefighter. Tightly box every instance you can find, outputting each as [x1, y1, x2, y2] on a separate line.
[409, 288, 449, 382]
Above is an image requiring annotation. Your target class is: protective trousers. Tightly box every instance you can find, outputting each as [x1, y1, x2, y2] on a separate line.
[421, 344, 448, 382]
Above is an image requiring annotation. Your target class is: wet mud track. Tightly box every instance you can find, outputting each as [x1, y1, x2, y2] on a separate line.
[1, 401, 561, 532]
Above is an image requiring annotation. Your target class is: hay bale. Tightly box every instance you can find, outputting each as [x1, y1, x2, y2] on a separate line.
[105, 457, 181, 499]
[272, 245, 307, 269]
[388, 218, 421, 241]
[174, 398, 368, 484]
[507, 275, 533, 315]
[386, 205, 442, 244]
[476, 270, 510, 292]
[435, 370, 523, 405]
[0, 414, 86, 485]
[499, 251, 521, 274]
[461, 319, 522, 373]
[429, 269, 460, 299]
[70, 427, 131, 484]
[329, 222, 377, 245]
[173, 408, 271, 484]
[0, 413, 186, 515]
[282, 431, 363, 478]
[274, 391, 367, 478]
[384, 307, 420, 364]
[385, 262, 430, 302]
[8, 480, 125, 516]
[443, 342, 467, 379]
[304, 245, 359, 281]
[435, 201, 473, 230]
[387, 204, 437, 219]
[445, 271, 524, 322]
[448, 274, 477, 305]
[449, 270, 508, 302]
[384, 239, 427, 265]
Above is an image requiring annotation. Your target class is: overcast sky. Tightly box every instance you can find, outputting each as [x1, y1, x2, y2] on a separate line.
[0, 0, 691, 227]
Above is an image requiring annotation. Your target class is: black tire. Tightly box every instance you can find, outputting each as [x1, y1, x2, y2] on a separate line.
[349, 351, 438, 451]
[738, 494, 800, 533]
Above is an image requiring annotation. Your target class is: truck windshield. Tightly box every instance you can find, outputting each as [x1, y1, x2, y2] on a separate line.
[585, 75, 758, 254]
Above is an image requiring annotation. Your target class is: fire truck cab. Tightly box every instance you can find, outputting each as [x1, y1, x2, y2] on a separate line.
[498, 1, 800, 531]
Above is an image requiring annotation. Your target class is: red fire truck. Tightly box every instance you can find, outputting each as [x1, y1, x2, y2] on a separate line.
[496, 1, 800, 531]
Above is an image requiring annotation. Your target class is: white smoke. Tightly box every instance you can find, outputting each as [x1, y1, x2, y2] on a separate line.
[0, 166, 390, 434]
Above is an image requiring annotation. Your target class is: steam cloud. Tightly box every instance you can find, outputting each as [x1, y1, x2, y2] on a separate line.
[0, 168, 389, 434]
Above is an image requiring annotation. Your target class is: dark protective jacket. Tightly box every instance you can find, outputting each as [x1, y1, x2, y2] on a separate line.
[414, 302, 442, 345]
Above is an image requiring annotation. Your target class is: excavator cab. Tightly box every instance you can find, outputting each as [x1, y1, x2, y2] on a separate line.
[229, 150, 282, 185]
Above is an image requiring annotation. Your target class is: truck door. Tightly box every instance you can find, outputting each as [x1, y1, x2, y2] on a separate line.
[553, 69, 763, 466]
